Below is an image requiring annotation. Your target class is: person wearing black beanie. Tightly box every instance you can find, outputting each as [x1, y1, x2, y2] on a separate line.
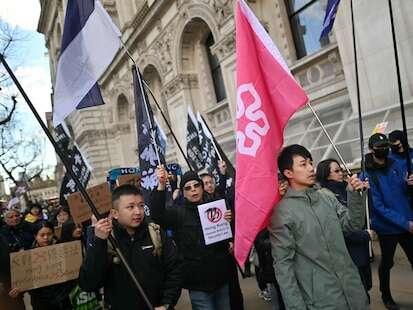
[150, 166, 233, 310]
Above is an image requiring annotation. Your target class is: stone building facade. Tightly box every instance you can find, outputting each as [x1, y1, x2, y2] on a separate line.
[38, 0, 413, 185]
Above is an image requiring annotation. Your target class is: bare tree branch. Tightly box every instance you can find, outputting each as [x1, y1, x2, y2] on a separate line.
[0, 95, 16, 125]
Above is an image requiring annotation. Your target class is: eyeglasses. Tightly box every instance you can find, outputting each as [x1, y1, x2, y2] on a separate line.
[183, 182, 201, 191]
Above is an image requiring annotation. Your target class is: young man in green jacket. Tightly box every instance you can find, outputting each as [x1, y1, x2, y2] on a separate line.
[270, 145, 369, 310]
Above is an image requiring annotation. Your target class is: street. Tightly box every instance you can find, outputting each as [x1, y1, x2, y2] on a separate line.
[176, 241, 413, 309]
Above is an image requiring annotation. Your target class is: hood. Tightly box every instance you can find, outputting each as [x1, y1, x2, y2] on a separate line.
[365, 153, 394, 172]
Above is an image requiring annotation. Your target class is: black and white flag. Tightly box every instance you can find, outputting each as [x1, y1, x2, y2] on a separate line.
[133, 66, 165, 199]
[196, 112, 220, 184]
[186, 106, 204, 171]
[55, 124, 91, 205]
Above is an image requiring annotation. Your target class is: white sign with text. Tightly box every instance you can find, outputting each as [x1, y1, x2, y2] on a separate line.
[198, 199, 233, 245]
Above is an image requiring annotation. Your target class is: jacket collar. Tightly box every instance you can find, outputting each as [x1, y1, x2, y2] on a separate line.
[284, 186, 320, 204]
[365, 153, 394, 172]
[112, 219, 148, 241]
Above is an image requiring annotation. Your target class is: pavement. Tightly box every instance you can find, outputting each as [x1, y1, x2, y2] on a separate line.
[22, 241, 412, 310]
[176, 241, 413, 310]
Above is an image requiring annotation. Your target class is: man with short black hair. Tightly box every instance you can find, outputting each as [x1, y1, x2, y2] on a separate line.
[365, 133, 413, 310]
[388, 130, 413, 172]
[79, 184, 182, 310]
[270, 144, 369, 309]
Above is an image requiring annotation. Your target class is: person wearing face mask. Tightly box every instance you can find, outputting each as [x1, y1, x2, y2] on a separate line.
[365, 133, 413, 310]
[388, 130, 413, 173]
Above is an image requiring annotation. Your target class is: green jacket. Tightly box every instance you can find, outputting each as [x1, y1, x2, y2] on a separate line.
[269, 187, 369, 310]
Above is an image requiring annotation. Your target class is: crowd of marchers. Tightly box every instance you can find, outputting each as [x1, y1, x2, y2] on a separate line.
[0, 129, 412, 310]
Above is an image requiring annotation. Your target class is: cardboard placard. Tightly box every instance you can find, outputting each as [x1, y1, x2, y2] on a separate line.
[67, 183, 112, 224]
[116, 174, 141, 188]
[10, 241, 82, 291]
[197, 199, 232, 245]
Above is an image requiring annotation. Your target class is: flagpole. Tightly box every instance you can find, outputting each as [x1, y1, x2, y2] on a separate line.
[349, 0, 371, 258]
[143, 80, 194, 170]
[0, 54, 155, 310]
[132, 65, 161, 166]
[387, 0, 411, 175]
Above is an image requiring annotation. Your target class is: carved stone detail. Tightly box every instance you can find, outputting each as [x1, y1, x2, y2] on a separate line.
[163, 74, 199, 99]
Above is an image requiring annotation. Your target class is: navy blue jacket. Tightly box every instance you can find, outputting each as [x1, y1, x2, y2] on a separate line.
[321, 181, 370, 267]
[389, 148, 413, 172]
[364, 153, 413, 235]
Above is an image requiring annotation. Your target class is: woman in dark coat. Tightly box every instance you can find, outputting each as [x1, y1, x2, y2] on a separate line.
[316, 159, 373, 300]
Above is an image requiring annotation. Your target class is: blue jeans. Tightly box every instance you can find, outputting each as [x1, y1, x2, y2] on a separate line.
[189, 284, 230, 310]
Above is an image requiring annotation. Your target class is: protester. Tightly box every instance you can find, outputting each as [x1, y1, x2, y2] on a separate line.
[0, 208, 34, 251]
[364, 133, 413, 309]
[151, 167, 233, 310]
[53, 205, 82, 242]
[0, 232, 25, 310]
[317, 158, 373, 300]
[270, 144, 369, 309]
[24, 203, 43, 227]
[9, 221, 76, 310]
[79, 184, 182, 310]
[200, 161, 244, 310]
[388, 130, 413, 171]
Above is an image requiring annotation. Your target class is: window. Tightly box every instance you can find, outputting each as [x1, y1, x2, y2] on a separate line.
[287, 0, 330, 59]
[117, 95, 129, 122]
[205, 33, 227, 103]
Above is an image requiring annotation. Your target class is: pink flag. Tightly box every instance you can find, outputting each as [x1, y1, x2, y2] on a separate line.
[235, 0, 308, 266]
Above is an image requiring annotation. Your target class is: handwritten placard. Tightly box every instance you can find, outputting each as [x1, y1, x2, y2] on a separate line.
[197, 199, 232, 245]
[116, 174, 141, 188]
[10, 241, 82, 291]
[67, 183, 112, 224]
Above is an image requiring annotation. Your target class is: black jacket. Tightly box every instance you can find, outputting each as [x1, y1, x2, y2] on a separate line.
[150, 190, 232, 292]
[0, 222, 34, 252]
[322, 180, 370, 267]
[79, 220, 182, 310]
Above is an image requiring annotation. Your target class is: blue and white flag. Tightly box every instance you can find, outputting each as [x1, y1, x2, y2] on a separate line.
[320, 0, 341, 39]
[53, 0, 121, 126]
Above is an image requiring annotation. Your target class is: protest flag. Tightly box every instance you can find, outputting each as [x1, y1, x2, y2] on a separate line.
[132, 65, 165, 201]
[320, 0, 341, 39]
[54, 125, 91, 205]
[186, 106, 204, 171]
[235, 0, 308, 265]
[53, 0, 121, 126]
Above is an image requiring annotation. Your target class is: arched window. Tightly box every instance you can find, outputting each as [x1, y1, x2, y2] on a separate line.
[205, 33, 227, 103]
[117, 94, 129, 122]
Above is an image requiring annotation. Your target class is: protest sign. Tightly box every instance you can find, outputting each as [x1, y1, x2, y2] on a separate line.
[372, 122, 388, 134]
[67, 183, 112, 224]
[116, 174, 141, 188]
[197, 199, 232, 245]
[10, 241, 82, 291]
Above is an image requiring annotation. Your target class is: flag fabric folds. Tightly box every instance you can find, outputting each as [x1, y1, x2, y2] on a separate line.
[53, 0, 121, 126]
[197, 112, 221, 185]
[54, 124, 91, 205]
[132, 66, 165, 199]
[186, 106, 205, 171]
[320, 0, 341, 39]
[235, 0, 309, 266]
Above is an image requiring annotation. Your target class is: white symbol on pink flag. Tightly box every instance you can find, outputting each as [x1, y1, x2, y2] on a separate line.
[236, 83, 270, 157]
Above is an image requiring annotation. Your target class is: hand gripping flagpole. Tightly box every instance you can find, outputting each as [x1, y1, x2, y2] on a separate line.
[0, 54, 155, 310]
